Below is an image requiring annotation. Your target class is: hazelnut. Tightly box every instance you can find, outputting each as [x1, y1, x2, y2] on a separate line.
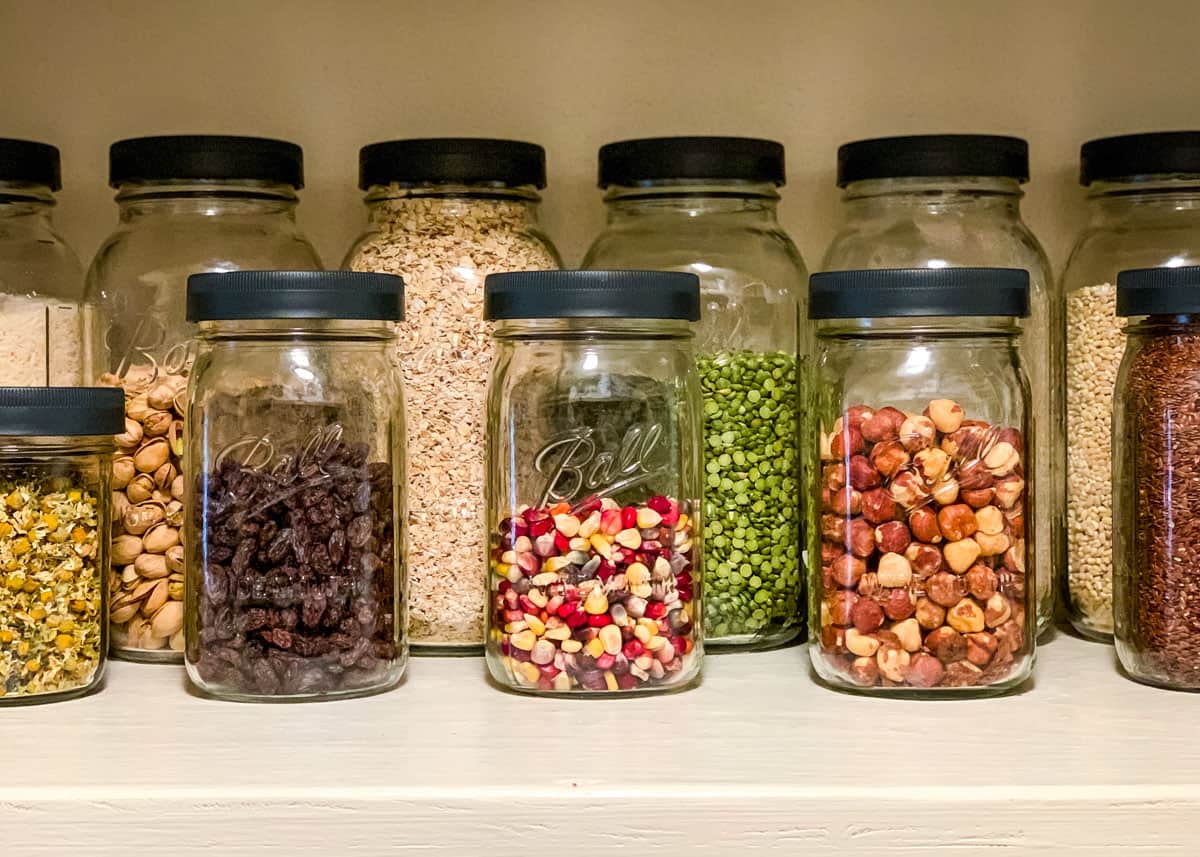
[914, 447, 951, 482]
[877, 552, 914, 588]
[822, 462, 847, 491]
[848, 455, 880, 491]
[846, 518, 875, 558]
[937, 504, 978, 541]
[946, 598, 986, 634]
[965, 564, 998, 601]
[984, 593, 1012, 628]
[820, 624, 845, 652]
[941, 423, 989, 459]
[882, 588, 915, 621]
[983, 440, 1020, 476]
[861, 406, 905, 443]
[961, 487, 995, 508]
[889, 471, 929, 509]
[851, 597, 885, 633]
[925, 399, 965, 434]
[820, 542, 844, 564]
[847, 655, 880, 686]
[891, 617, 922, 652]
[973, 505, 1004, 535]
[906, 652, 945, 688]
[930, 477, 960, 506]
[874, 520, 911, 554]
[819, 487, 835, 512]
[942, 660, 984, 688]
[844, 627, 881, 657]
[1005, 507, 1025, 539]
[856, 571, 881, 598]
[821, 514, 847, 543]
[832, 487, 862, 517]
[996, 426, 1023, 453]
[906, 543, 944, 578]
[908, 507, 942, 543]
[966, 631, 999, 666]
[957, 460, 995, 491]
[993, 475, 1024, 509]
[828, 591, 858, 626]
[1002, 544, 1025, 574]
[876, 644, 911, 682]
[899, 415, 936, 453]
[925, 626, 967, 663]
[830, 554, 867, 588]
[925, 571, 966, 608]
[830, 426, 865, 459]
[869, 440, 910, 478]
[861, 488, 900, 524]
[943, 538, 983, 574]
[914, 596, 947, 630]
[845, 404, 875, 432]
[996, 617, 1026, 653]
[974, 530, 1010, 557]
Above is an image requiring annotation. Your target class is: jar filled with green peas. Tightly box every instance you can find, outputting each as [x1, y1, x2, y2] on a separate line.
[583, 137, 808, 649]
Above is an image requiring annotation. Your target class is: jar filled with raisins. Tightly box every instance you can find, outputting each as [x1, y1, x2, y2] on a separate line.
[183, 271, 407, 702]
[807, 267, 1035, 696]
[484, 270, 704, 695]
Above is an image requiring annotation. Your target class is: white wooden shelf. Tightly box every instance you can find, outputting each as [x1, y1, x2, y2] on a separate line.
[2, 634, 1197, 855]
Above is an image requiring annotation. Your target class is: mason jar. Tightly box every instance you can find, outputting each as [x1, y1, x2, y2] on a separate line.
[822, 134, 1057, 639]
[483, 270, 704, 695]
[344, 138, 561, 653]
[1064, 131, 1200, 642]
[0, 387, 123, 704]
[0, 138, 87, 385]
[1112, 266, 1200, 690]
[807, 268, 1035, 697]
[86, 135, 323, 661]
[581, 136, 806, 651]
[183, 271, 407, 702]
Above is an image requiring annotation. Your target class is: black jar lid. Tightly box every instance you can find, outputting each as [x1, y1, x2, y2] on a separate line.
[0, 138, 62, 191]
[1080, 131, 1200, 185]
[0, 387, 124, 437]
[836, 134, 1029, 187]
[484, 270, 700, 321]
[1116, 266, 1200, 315]
[598, 137, 785, 187]
[809, 267, 1029, 319]
[109, 135, 304, 188]
[187, 271, 404, 322]
[358, 138, 546, 190]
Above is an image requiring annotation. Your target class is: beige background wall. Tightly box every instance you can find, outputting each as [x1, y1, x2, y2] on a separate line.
[2, 0, 1198, 271]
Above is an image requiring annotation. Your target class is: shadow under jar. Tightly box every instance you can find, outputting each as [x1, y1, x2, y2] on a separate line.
[183, 271, 407, 702]
[484, 270, 704, 695]
[807, 268, 1035, 697]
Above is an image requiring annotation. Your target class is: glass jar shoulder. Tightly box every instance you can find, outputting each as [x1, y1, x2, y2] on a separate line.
[1061, 222, 1200, 292]
[0, 221, 84, 303]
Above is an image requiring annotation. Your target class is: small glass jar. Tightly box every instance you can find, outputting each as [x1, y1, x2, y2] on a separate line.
[1113, 266, 1200, 690]
[1064, 132, 1200, 642]
[581, 136, 806, 651]
[807, 268, 1035, 697]
[483, 270, 704, 695]
[821, 135, 1058, 638]
[86, 135, 323, 661]
[0, 139, 87, 385]
[183, 271, 407, 702]
[0, 387, 123, 704]
[345, 138, 561, 653]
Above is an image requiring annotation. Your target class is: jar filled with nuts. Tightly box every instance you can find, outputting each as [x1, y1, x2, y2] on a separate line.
[582, 137, 807, 651]
[86, 135, 323, 661]
[807, 268, 1035, 696]
[184, 271, 407, 702]
[1064, 132, 1200, 642]
[822, 135, 1058, 640]
[484, 271, 704, 695]
[0, 387, 123, 704]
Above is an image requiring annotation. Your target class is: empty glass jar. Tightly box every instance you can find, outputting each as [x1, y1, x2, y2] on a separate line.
[484, 270, 704, 695]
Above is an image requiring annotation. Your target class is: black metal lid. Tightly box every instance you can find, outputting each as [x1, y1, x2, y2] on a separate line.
[809, 267, 1029, 319]
[484, 270, 700, 321]
[358, 138, 546, 190]
[837, 134, 1029, 186]
[109, 135, 304, 188]
[598, 136, 785, 187]
[187, 271, 404, 322]
[1080, 131, 1200, 185]
[0, 387, 124, 437]
[1116, 265, 1200, 315]
[0, 138, 62, 190]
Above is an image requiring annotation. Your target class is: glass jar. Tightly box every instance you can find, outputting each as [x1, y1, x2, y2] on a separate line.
[86, 135, 323, 661]
[344, 138, 561, 653]
[483, 270, 704, 695]
[807, 268, 1035, 697]
[1064, 132, 1200, 642]
[183, 271, 407, 702]
[0, 387, 122, 704]
[581, 136, 806, 651]
[0, 139, 87, 385]
[821, 134, 1058, 639]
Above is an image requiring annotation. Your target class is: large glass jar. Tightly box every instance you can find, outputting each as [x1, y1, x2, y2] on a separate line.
[183, 271, 407, 702]
[0, 387, 122, 704]
[581, 136, 806, 651]
[1064, 132, 1200, 642]
[821, 134, 1058, 639]
[807, 268, 1035, 697]
[0, 139, 87, 385]
[483, 271, 704, 695]
[344, 138, 561, 653]
[86, 135, 323, 661]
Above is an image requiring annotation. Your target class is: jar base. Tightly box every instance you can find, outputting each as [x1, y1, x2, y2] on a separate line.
[113, 648, 184, 664]
[706, 625, 802, 653]
[486, 664, 702, 697]
[0, 674, 104, 706]
[809, 648, 1035, 699]
[412, 641, 483, 657]
[1066, 618, 1114, 644]
[184, 663, 407, 703]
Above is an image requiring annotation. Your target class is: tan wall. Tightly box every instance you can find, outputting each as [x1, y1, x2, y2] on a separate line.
[2, 0, 1198, 272]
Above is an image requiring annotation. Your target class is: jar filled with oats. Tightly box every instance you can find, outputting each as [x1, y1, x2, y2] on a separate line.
[1064, 131, 1200, 642]
[85, 135, 323, 662]
[344, 138, 562, 652]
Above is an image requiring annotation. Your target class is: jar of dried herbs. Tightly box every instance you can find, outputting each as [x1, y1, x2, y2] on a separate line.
[344, 138, 561, 652]
[0, 386, 123, 704]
